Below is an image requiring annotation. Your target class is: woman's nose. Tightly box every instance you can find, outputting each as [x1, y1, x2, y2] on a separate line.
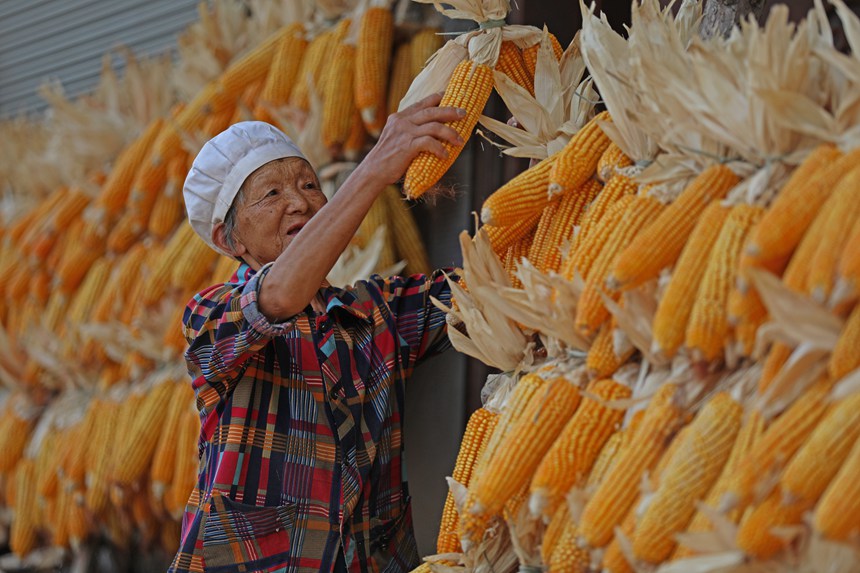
[283, 188, 310, 214]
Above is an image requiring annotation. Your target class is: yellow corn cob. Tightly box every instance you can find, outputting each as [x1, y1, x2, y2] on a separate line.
[674, 409, 765, 558]
[744, 144, 849, 271]
[504, 233, 533, 289]
[322, 42, 357, 151]
[579, 383, 685, 548]
[357, 194, 396, 270]
[66, 257, 111, 325]
[218, 27, 289, 101]
[563, 185, 637, 281]
[0, 405, 36, 473]
[737, 488, 807, 559]
[128, 156, 170, 230]
[356, 7, 394, 136]
[254, 23, 308, 121]
[597, 142, 633, 183]
[541, 502, 571, 564]
[576, 195, 664, 335]
[586, 320, 634, 379]
[459, 373, 547, 544]
[722, 376, 835, 511]
[685, 204, 764, 362]
[495, 41, 534, 95]
[522, 33, 563, 77]
[548, 111, 612, 196]
[96, 118, 165, 215]
[148, 155, 187, 240]
[781, 392, 860, 505]
[343, 110, 369, 161]
[403, 60, 494, 200]
[471, 377, 581, 516]
[409, 28, 444, 77]
[585, 427, 626, 490]
[807, 165, 860, 303]
[541, 178, 603, 273]
[480, 154, 560, 227]
[437, 407, 499, 554]
[387, 42, 414, 115]
[602, 504, 637, 573]
[813, 437, 860, 541]
[113, 380, 176, 485]
[151, 381, 196, 503]
[757, 342, 792, 396]
[527, 200, 561, 271]
[171, 231, 220, 290]
[610, 165, 740, 289]
[830, 303, 860, 380]
[288, 29, 333, 112]
[141, 223, 196, 306]
[530, 378, 631, 519]
[548, 520, 590, 573]
[36, 429, 60, 500]
[483, 211, 542, 258]
[632, 393, 742, 563]
[383, 186, 431, 275]
[10, 458, 38, 556]
[834, 218, 860, 307]
[85, 399, 121, 516]
[166, 407, 201, 520]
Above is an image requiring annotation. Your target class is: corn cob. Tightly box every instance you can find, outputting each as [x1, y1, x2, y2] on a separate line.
[484, 211, 542, 258]
[685, 204, 764, 362]
[602, 505, 637, 573]
[218, 26, 290, 101]
[548, 520, 590, 573]
[806, 164, 860, 303]
[147, 155, 187, 240]
[563, 194, 636, 283]
[563, 175, 638, 278]
[522, 33, 563, 77]
[481, 154, 560, 227]
[744, 144, 850, 271]
[813, 437, 860, 541]
[387, 42, 414, 115]
[357, 194, 396, 270]
[253, 23, 307, 122]
[504, 233, 533, 289]
[471, 377, 581, 516]
[409, 29, 444, 77]
[722, 376, 835, 511]
[10, 458, 38, 556]
[578, 383, 685, 548]
[344, 110, 369, 161]
[632, 393, 742, 563]
[548, 111, 612, 196]
[541, 501, 571, 564]
[437, 407, 499, 554]
[141, 223, 196, 306]
[735, 488, 806, 559]
[403, 60, 494, 200]
[152, 381, 196, 503]
[576, 195, 664, 334]
[597, 142, 633, 183]
[830, 303, 860, 380]
[757, 342, 792, 396]
[356, 7, 394, 135]
[289, 29, 333, 112]
[382, 186, 431, 275]
[495, 41, 534, 95]
[585, 427, 627, 490]
[0, 405, 36, 473]
[530, 378, 631, 519]
[674, 409, 765, 558]
[527, 200, 561, 272]
[166, 407, 202, 520]
[322, 42, 357, 151]
[586, 320, 635, 378]
[96, 118, 165, 215]
[542, 178, 603, 273]
[610, 165, 739, 289]
[66, 257, 111, 325]
[834, 217, 860, 307]
[171, 231, 220, 290]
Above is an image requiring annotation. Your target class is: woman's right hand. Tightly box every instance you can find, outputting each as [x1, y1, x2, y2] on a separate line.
[363, 92, 466, 185]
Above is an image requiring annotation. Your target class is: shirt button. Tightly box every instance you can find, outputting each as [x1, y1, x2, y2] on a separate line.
[329, 389, 338, 400]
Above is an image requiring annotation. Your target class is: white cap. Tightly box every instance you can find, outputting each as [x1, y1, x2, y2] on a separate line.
[183, 121, 307, 255]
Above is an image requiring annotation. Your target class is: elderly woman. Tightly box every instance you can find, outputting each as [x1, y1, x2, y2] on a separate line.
[169, 93, 465, 573]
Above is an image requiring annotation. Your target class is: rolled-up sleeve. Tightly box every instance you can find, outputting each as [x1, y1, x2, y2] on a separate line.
[371, 269, 457, 373]
[183, 262, 297, 407]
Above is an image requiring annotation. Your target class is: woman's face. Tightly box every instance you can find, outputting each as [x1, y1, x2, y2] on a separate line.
[230, 157, 326, 268]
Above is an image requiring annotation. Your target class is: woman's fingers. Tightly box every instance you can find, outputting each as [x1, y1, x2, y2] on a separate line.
[414, 122, 463, 146]
[401, 91, 445, 113]
[408, 105, 464, 126]
[412, 135, 449, 160]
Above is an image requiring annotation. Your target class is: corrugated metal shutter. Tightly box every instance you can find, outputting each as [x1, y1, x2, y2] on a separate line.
[0, 0, 204, 118]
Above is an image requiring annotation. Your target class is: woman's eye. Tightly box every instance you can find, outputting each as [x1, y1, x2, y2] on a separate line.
[266, 189, 278, 197]
[304, 181, 318, 189]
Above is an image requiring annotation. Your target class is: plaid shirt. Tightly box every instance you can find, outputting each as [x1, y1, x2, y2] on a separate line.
[169, 262, 453, 573]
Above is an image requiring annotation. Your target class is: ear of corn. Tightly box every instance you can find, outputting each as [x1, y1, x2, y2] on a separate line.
[383, 187, 431, 275]
[322, 42, 357, 152]
[541, 501, 571, 564]
[736, 488, 808, 559]
[542, 178, 603, 273]
[597, 142, 633, 183]
[548, 520, 591, 573]
[833, 217, 860, 307]
[610, 165, 740, 289]
[601, 505, 637, 573]
[484, 210, 543, 258]
[403, 60, 495, 200]
[578, 383, 685, 548]
[409, 29, 444, 77]
[355, 7, 395, 136]
[564, 194, 636, 283]
[481, 154, 560, 227]
[96, 118, 166, 215]
[495, 41, 534, 95]
[254, 23, 308, 121]
[387, 42, 414, 116]
[522, 33, 563, 77]
[829, 302, 860, 380]
[813, 437, 860, 541]
[548, 111, 612, 196]
[586, 321, 634, 379]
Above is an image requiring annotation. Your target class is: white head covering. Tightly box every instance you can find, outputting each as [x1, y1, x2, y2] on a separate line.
[183, 121, 307, 255]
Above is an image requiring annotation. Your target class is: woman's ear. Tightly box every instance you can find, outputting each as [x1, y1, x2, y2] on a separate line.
[212, 222, 246, 259]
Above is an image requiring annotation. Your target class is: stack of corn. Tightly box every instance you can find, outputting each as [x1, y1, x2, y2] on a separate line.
[415, 0, 860, 572]
[0, 0, 438, 565]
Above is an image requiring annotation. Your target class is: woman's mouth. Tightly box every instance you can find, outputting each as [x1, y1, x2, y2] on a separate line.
[285, 222, 304, 236]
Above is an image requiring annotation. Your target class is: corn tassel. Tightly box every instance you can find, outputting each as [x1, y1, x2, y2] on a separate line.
[548, 111, 612, 195]
[403, 60, 494, 199]
[578, 383, 685, 548]
[610, 165, 740, 289]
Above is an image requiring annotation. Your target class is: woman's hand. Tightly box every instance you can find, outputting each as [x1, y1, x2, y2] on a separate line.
[363, 92, 466, 185]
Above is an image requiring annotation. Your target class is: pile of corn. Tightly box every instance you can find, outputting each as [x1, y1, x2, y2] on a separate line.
[416, 0, 860, 572]
[0, 0, 436, 565]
